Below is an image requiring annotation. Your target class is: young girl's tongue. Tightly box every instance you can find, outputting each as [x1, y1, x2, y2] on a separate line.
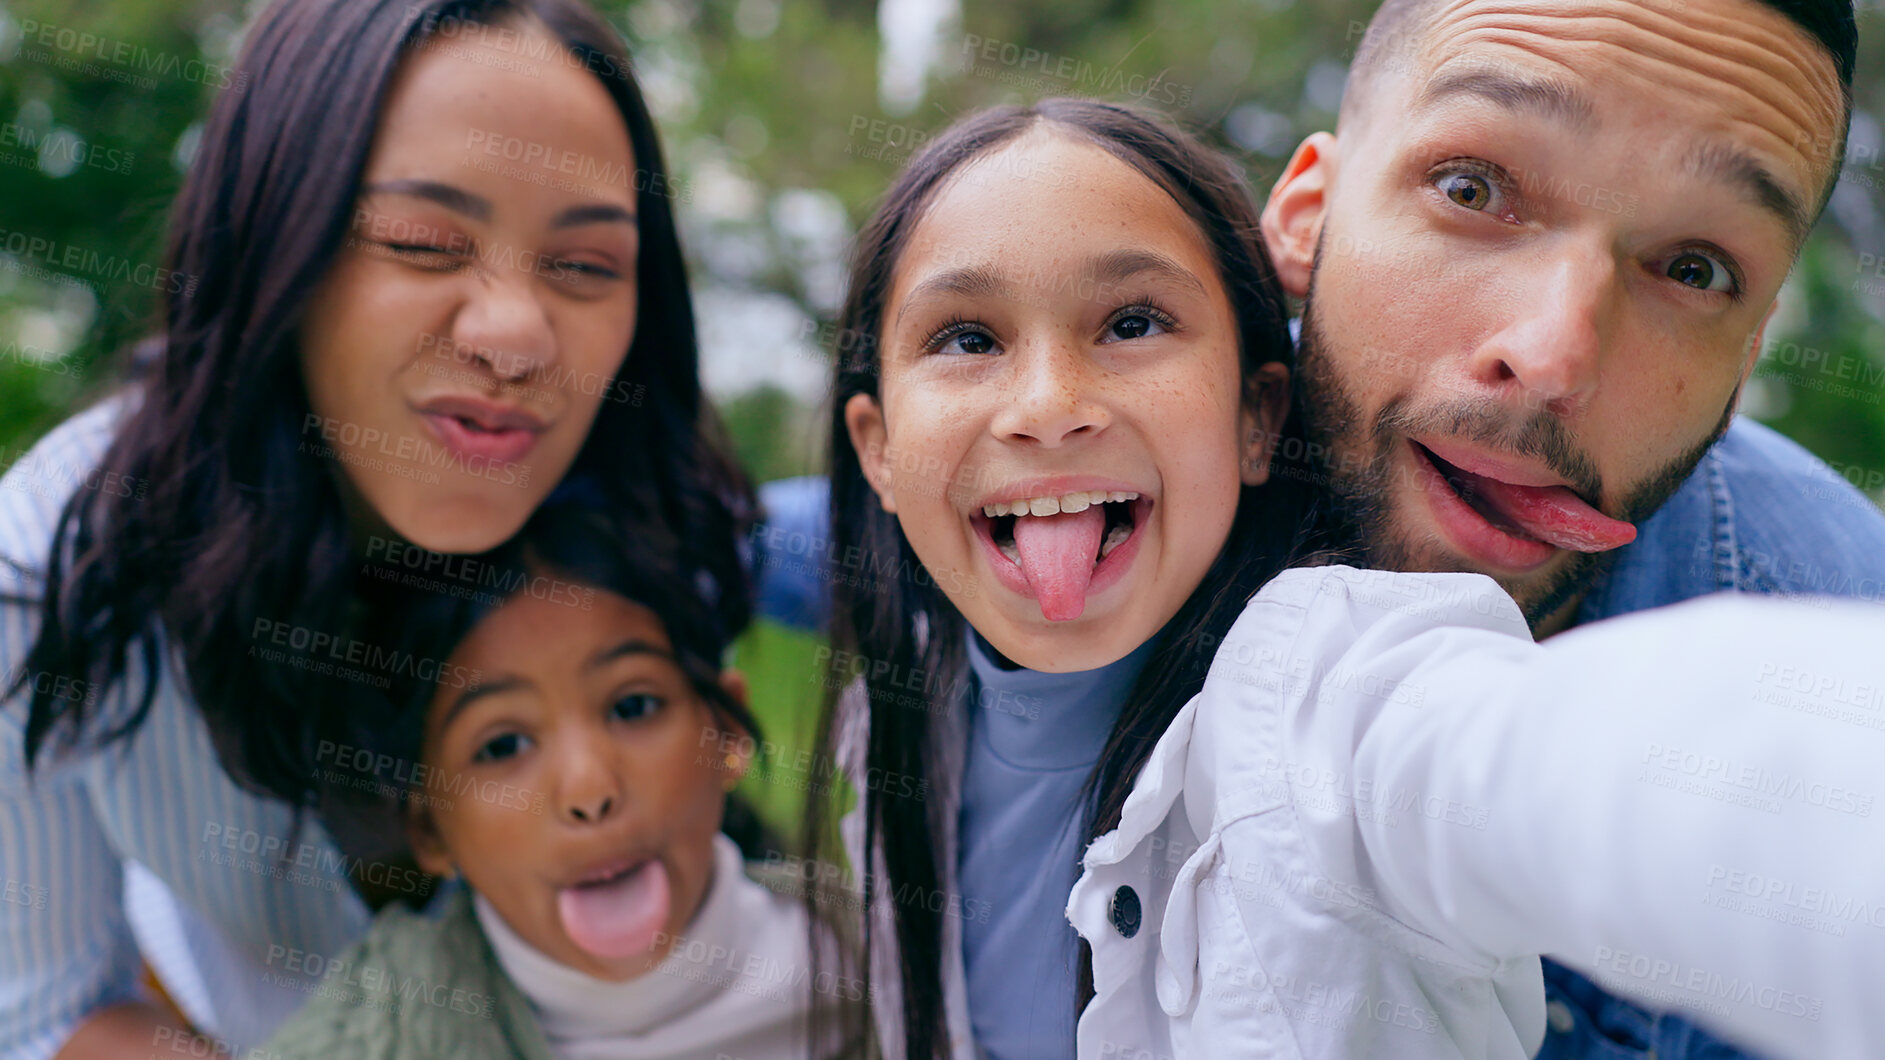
[1012, 507, 1106, 622]
[557, 859, 670, 960]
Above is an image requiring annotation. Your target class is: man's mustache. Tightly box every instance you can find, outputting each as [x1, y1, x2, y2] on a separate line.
[1374, 396, 1608, 510]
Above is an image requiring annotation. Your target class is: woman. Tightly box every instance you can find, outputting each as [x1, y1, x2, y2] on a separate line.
[0, 1, 753, 1055]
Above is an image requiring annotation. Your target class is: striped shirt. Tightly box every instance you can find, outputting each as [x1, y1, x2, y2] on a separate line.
[0, 397, 374, 1058]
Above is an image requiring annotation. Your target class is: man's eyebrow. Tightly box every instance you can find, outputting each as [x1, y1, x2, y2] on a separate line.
[1684, 141, 1812, 247]
[552, 202, 638, 229]
[1415, 70, 1596, 131]
[894, 264, 1010, 327]
[1088, 248, 1206, 297]
[361, 179, 493, 222]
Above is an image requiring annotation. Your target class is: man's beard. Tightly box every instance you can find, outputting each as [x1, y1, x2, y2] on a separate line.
[1293, 291, 1734, 626]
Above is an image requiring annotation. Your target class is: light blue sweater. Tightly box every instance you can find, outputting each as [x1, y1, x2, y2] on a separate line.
[955, 631, 1157, 1060]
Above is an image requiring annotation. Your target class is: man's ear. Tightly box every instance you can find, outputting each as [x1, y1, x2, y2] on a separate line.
[1238, 362, 1292, 487]
[1261, 133, 1338, 300]
[844, 392, 898, 514]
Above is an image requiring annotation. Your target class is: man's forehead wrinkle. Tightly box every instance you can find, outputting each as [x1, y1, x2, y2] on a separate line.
[1421, 3, 1842, 127]
[1414, 68, 1597, 130]
[1413, 4, 1842, 200]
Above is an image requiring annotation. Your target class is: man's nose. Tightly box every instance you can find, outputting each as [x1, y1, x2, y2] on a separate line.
[1465, 245, 1616, 416]
[988, 334, 1112, 446]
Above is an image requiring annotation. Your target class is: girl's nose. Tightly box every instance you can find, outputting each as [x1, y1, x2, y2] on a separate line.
[557, 741, 623, 825]
[566, 793, 614, 824]
[991, 337, 1112, 446]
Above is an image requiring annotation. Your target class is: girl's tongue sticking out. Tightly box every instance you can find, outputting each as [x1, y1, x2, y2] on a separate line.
[1012, 506, 1107, 622]
[557, 859, 671, 960]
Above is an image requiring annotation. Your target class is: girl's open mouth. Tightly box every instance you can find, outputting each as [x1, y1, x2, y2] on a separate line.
[556, 857, 669, 961]
[972, 490, 1152, 622]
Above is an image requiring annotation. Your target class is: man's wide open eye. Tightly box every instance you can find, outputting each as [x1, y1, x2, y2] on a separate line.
[1663, 250, 1738, 295]
[1437, 170, 1500, 213]
[1425, 157, 1518, 219]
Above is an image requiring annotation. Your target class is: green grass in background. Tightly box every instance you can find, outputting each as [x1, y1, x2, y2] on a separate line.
[727, 617, 848, 848]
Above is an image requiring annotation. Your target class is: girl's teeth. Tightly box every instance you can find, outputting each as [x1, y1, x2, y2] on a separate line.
[983, 490, 1139, 520]
[1098, 522, 1131, 560]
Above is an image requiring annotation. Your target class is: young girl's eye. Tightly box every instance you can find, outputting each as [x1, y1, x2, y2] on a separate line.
[924, 320, 999, 356]
[611, 693, 663, 721]
[474, 731, 532, 763]
[1100, 305, 1177, 344]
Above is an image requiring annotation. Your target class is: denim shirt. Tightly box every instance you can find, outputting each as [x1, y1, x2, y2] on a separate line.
[1540, 416, 1885, 1060]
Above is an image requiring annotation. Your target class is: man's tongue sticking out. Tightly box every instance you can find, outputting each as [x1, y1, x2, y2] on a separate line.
[1011, 507, 1106, 622]
[1466, 474, 1637, 552]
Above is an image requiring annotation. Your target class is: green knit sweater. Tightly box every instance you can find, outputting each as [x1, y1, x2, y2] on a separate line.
[263, 887, 558, 1060]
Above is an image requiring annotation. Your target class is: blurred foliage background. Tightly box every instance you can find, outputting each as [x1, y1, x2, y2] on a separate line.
[4, 0, 1885, 483]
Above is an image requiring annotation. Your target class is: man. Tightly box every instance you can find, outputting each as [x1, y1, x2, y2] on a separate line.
[1258, 1, 1885, 1057]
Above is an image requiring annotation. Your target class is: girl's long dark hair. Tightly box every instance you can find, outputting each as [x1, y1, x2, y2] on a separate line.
[810, 98, 1321, 1057]
[11, 0, 751, 848]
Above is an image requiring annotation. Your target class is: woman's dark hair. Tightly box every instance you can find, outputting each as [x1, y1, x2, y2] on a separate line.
[335, 497, 775, 860]
[810, 97, 1321, 1057]
[11, 0, 751, 834]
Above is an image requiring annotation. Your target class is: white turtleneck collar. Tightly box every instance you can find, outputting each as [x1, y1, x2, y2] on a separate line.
[475, 833, 819, 1060]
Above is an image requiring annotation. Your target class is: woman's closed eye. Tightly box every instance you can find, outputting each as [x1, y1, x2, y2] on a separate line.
[378, 241, 471, 272]
[611, 692, 663, 722]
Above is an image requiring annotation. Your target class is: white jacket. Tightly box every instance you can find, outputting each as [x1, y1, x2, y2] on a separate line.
[1070, 566, 1885, 1060]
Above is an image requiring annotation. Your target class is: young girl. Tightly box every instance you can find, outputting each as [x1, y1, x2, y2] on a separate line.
[265, 502, 861, 1059]
[818, 98, 1885, 1060]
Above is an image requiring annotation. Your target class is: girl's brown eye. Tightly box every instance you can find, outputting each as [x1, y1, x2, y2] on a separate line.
[475, 732, 530, 762]
[1113, 315, 1151, 339]
[611, 693, 662, 721]
[948, 331, 995, 355]
[931, 327, 997, 356]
